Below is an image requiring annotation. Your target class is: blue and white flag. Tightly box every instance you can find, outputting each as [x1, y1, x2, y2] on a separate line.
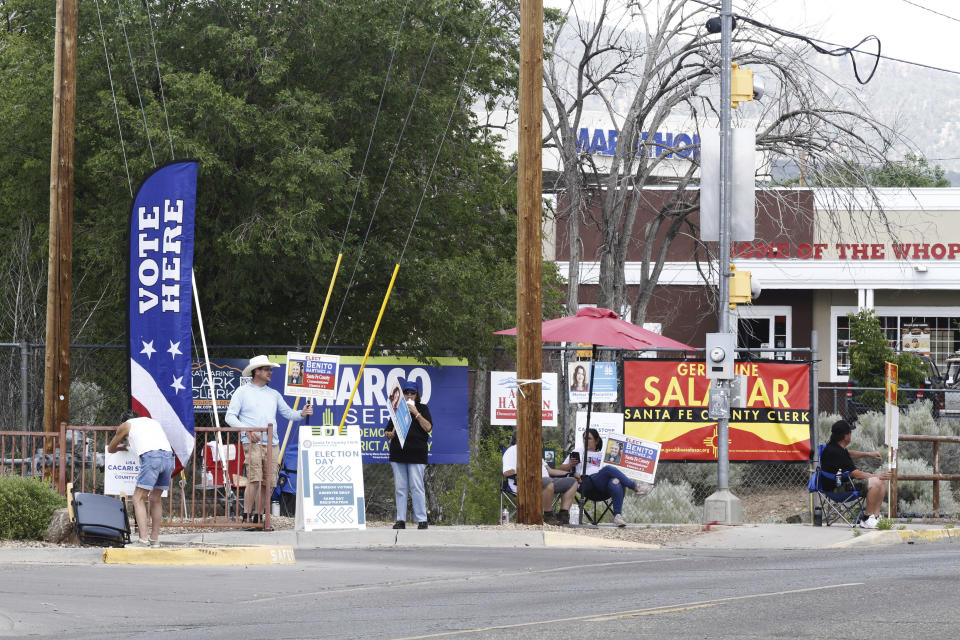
[128, 161, 198, 467]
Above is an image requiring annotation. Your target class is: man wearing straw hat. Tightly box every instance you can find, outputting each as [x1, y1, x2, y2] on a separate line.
[226, 355, 313, 524]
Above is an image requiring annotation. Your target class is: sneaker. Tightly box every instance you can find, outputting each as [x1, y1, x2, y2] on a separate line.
[631, 483, 652, 498]
[417, 522, 428, 530]
[860, 514, 879, 529]
[613, 514, 627, 528]
[149, 539, 161, 548]
[127, 538, 150, 548]
[392, 520, 406, 530]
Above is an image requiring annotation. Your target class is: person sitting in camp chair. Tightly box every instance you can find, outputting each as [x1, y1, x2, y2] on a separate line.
[819, 420, 891, 529]
[502, 442, 578, 525]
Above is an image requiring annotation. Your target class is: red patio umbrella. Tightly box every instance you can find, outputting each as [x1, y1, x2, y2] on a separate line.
[495, 307, 695, 522]
[493, 306, 694, 351]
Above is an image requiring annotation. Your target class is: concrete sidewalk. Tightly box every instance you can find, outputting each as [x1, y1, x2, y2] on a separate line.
[158, 521, 960, 551]
[1, 522, 957, 565]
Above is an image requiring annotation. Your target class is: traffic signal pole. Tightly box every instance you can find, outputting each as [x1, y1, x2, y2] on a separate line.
[703, 0, 743, 524]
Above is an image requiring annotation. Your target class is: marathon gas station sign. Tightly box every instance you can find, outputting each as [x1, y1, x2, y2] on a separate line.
[623, 360, 811, 461]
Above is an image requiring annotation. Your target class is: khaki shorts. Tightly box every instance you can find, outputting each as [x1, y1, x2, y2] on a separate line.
[243, 444, 279, 488]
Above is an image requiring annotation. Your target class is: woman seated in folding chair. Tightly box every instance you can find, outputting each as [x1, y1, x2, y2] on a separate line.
[820, 420, 892, 529]
[561, 428, 647, 528]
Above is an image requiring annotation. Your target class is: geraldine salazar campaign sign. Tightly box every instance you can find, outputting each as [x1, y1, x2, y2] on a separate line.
[264, 355, 469, 464]
[623, 359, 812, 462]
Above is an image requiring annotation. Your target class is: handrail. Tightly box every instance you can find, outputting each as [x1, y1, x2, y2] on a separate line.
[892, 434, 960, 517]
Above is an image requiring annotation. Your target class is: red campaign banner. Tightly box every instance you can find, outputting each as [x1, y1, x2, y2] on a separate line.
[623, 360, 811, 461]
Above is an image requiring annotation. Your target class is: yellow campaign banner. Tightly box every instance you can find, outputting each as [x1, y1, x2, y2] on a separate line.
[623, 360, 811, 461]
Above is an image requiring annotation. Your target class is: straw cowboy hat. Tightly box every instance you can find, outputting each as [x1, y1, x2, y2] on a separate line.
[242, 355, 280, 377]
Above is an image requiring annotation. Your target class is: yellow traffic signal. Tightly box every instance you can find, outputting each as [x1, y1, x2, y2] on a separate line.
[730, 63, 755, 108]
[729, 264, 752, 307]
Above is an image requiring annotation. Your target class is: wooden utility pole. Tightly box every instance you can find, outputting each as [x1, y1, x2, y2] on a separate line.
[43, 0, 78, 435]
[516, 0, 544, 525]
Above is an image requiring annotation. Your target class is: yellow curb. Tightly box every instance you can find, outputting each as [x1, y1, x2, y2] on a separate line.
[543, 531, 659, 549]
[827, 528, 960, 548]
[895, 529, 960, 543]
[102, 545, 296, 566]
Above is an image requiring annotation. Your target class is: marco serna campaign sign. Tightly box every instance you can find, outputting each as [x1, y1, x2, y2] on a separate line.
[263, 356, 468, 464]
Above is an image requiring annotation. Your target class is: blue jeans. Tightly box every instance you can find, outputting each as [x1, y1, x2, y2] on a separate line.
[137, 450, 175, 491]
[391, 462, 427, 523]
[581, 466, 636, 515]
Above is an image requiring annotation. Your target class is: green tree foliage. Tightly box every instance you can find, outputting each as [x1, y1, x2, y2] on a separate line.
[781, 154, 950, 188]
[0, 0, 561, 363]
[847, 309, 926, 407]
[0, 476, 66, 540]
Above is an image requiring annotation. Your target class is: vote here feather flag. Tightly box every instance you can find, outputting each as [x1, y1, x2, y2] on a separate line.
[128, 161, 198, 467]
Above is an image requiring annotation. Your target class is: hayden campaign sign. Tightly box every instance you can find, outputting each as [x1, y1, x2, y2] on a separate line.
[128, 161, 198, 467]
[255, 356, 468, 464]
[490, 371, 559, 426]
[623, 359, 811, 461]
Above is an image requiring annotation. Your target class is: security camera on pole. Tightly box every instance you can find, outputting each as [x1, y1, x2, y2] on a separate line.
[700, 0, 760, 525]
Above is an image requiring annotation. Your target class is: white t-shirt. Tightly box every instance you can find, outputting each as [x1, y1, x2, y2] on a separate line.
[502, 445, 550, 493]
[563, 447, 603, 476]
[126, 417, 172, 457]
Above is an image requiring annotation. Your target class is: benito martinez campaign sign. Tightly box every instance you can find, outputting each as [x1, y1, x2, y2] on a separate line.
[623, 360, 811, 461]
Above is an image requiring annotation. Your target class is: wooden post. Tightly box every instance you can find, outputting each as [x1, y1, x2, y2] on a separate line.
[516, 0, 544, 524]
[43, 0, 78, 437]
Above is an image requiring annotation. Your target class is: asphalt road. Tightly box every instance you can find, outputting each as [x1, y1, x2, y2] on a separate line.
[2, 543, 958, 639]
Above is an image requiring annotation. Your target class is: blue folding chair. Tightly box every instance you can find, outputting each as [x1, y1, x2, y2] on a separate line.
[808, 444, 865, 527]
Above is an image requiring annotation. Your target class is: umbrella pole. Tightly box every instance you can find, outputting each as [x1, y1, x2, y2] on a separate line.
[578, 344, 598, 524]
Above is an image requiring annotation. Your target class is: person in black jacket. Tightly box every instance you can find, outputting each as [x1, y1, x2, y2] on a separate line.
[384, 378, 433, 529]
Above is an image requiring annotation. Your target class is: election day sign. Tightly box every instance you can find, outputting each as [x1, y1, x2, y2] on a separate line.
[490, 371, 559, 426]
[296, 424, 365, 530]
[623, 360, 811, 461]
[284, 352, 340, 399]
[601, 434, 661, 485]
[262, 356, 468, 464]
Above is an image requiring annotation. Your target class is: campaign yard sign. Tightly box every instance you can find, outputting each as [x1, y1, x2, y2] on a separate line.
[192, 358, 247, 411]
[624, 359, 811, 461]
[265, 356, 468, 464]
[296, 424, 365, 531]
[284, 352, 340, 400]
[568, 361, 618, 404]
[490, 371, 559, 426]
[104, 448, 167, 497]
[600, 434, 661, 485]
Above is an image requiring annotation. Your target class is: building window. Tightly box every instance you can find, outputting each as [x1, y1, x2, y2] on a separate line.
[833, 310, 960, 379]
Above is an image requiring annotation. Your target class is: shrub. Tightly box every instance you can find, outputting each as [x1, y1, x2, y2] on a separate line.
[0, 476, 66, 540]
[623, 479, 699, 524]
[896, 457, 959, 517]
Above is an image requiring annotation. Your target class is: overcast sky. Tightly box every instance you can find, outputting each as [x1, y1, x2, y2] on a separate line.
[543, 0, 960, 75]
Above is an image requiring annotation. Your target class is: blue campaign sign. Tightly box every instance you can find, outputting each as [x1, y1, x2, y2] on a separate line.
[267, 356, 469, 464]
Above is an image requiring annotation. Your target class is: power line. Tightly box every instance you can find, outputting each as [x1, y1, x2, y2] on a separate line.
[899, 0, 960, 24]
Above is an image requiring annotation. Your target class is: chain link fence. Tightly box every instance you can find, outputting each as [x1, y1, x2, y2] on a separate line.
[12, 343, 958, 523]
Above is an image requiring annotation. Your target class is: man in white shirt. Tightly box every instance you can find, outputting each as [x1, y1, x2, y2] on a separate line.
[226, 355, 313, 524]
[502, 443, 578, 524]
[108, 410, 175, 547]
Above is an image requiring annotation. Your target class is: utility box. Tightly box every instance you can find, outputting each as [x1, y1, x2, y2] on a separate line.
[705, 332, 736, 380]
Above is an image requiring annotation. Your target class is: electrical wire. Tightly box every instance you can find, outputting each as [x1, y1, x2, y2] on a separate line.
[115, 0, 155, 165]
[93, 0, 133, 196]
[143, 0, 176, 161]
[325, 0, 455, 349]
[899, 0, 960, 24]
